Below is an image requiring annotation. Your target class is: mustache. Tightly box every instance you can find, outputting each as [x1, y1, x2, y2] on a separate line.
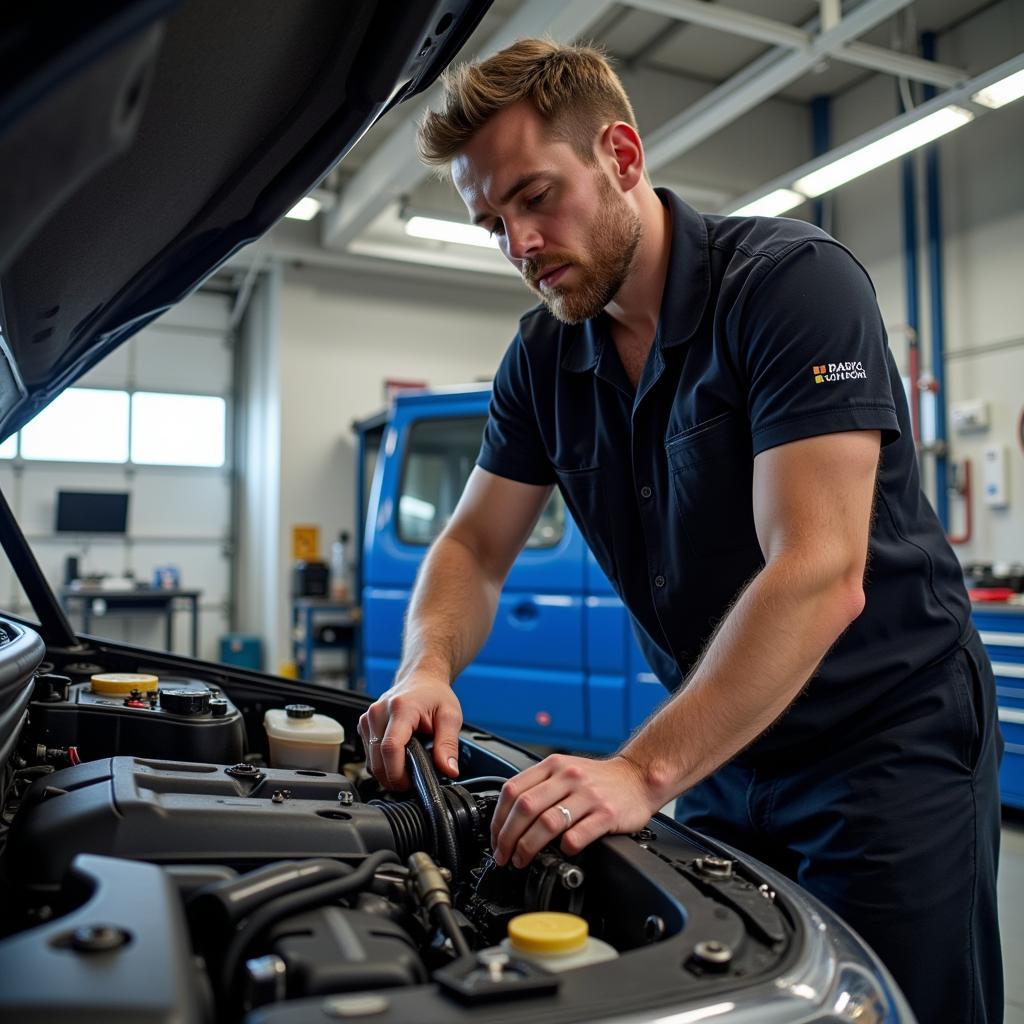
[523, 255, 575, 288]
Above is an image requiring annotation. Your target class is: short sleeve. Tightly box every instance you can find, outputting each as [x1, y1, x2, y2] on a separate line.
[477, 334, 556, 486]
[739, 239, 901, 456]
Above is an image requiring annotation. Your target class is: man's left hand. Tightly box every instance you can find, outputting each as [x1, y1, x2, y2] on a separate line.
[490, 753, 660, 868]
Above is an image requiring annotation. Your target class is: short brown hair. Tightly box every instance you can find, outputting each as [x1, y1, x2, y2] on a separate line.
[417, 38, 638, 172]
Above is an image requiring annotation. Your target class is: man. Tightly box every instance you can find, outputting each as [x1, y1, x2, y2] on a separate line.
[358, 39, 1002, 1022]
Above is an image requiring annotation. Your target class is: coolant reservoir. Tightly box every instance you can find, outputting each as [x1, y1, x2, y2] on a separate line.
[493, 912, 618, 973]
[263, 704, 344, 772]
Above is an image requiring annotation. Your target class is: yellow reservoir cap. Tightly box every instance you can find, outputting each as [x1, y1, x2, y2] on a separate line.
[508, 912, 588, 955]
[90, 673, 160, 696]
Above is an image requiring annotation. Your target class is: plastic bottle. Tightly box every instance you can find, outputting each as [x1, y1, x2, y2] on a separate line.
[329, 530, 352, 602]
[483, 912, 618, 973]
[263, 704, 345, 771]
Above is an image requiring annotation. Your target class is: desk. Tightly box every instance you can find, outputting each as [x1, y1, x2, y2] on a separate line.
[60, 587, 201, 657]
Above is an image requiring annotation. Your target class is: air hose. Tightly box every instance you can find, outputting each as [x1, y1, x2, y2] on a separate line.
[405, 736, 461, 880]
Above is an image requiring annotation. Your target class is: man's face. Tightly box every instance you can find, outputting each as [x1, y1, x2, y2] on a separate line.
[452, 102, 642, 325]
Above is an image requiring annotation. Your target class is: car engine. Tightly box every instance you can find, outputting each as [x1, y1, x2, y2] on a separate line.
[0, 617, 801, 1024]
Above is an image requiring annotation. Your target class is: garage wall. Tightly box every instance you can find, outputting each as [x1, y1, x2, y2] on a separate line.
[829, 0, 1024, 565]
[0, 291, 234, 661]
[260, 266, 530, 668]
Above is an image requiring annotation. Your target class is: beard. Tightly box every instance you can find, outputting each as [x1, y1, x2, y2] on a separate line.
[522, 172, 643, 325]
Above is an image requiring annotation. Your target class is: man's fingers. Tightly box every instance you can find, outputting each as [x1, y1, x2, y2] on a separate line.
[432, 704, 463, 778]
[507, 802, 583, 868]
[559, 811, 608, 858]
[492, 772, 571, 866]
[363, 703, 390, 782]
[490, 762, 548, 847]
[380, 701, 420, 790]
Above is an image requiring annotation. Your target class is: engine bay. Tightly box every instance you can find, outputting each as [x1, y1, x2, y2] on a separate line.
[0, 618, 799, 1024]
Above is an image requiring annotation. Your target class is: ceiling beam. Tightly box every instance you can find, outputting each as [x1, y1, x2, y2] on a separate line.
[636, 0, 916, 171]
[320, 0, 615, 252]
[723, 51, 1024, 214]
[838, 42, 965, 87]
[622, 0, 965, 88]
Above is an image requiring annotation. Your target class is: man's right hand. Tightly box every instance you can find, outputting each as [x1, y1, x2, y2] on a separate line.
[357, 673, 463, 791]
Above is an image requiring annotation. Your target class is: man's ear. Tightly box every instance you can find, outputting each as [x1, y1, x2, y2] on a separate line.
[599, 121, 645, 192]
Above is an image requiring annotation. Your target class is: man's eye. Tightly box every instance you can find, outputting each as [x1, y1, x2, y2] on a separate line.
[526, 190, 549, 208]
[487, 221, 505, 238]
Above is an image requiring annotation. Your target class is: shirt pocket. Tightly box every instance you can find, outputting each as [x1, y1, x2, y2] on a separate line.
[665, 412, 760, 559]
[553, 464, 620, 584]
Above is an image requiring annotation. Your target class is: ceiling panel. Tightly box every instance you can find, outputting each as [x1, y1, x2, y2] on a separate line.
[716, 0, 818, 22]
[779, 60, 870, 101]
[645, 22, 772, 81]
[599, 7, 678, 60]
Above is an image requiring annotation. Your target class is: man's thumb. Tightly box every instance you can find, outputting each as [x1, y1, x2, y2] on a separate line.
[433, 716, 461, 777]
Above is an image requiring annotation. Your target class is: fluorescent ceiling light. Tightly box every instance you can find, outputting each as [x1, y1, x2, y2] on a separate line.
[405, 215, 498, 249]
[971, 68, 1024, 109]
[285, 196, 322, 221]
[794, 105, 974, 198]
[731, 189, 805, 217]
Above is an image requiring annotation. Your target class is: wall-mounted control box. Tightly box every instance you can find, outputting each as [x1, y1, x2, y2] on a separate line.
[982, 444, 1009, 509]
[951, 399, 991, 434]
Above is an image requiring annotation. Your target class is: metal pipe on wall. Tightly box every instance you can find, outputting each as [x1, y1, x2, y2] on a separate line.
[898, 88, 921, 445]
[811, 96, 831, 231]
[922, 30, 950, 529]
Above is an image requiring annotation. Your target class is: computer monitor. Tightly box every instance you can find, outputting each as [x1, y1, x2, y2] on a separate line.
[55, 491, 129, 534]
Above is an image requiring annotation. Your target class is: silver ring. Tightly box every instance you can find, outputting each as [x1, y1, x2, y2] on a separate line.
[556, 804, 572, 829]
[368, 736, 381, 745]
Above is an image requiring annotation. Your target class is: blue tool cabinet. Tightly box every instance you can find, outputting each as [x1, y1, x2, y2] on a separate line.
[973, 604, 1024, 810]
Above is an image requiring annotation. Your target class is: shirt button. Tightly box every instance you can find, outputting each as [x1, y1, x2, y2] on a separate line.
[654, 575, 666, 588]
[640, 485, 652, 499]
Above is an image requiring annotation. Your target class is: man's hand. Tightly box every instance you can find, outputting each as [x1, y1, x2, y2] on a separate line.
[357, 673, 463, 791]
[490, 754, 661, 868]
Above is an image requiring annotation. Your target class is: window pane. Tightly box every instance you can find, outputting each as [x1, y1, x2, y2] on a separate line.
[0, 434, 15, 459]
[21, 388, 129, 462]
[131, 392, 226, 467]
[398, 416, 563, 548]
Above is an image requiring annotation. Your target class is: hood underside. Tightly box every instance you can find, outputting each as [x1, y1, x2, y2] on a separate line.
[0, 0, 489, 440]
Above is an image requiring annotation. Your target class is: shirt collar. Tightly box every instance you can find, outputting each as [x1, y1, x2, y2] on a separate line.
[560, 188, 711, 373]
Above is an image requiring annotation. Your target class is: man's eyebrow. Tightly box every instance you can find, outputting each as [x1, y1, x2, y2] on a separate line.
[470, 172, 551, 226]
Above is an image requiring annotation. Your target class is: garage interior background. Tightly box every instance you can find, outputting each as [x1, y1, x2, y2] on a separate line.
[0, 0, 1020, 676]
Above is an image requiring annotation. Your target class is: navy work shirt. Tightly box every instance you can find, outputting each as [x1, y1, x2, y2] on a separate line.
[477, 189, 971, 763]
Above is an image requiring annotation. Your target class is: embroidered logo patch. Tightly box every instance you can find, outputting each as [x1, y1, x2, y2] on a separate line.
[813, 361, 867, 384]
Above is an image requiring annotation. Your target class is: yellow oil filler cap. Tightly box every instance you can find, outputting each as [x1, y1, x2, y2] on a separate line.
[508, 912, 588, 955]
[90, 672, 160, 696]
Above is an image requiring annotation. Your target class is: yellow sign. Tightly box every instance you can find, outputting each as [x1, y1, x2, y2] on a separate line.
[292, 524, 320, 561]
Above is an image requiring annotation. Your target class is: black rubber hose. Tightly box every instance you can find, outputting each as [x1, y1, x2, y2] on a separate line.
[190, 858, 352, 933]
[406, 737, 461, 879]
[220, 849, 398, 1010]
[436, 902, 473, 959]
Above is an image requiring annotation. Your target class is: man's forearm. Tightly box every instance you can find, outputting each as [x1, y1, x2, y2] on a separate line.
[398, 533, 502, 684]
[618, 556, 865, 806]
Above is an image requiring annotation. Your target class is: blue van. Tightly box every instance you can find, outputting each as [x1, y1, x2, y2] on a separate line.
[360, 385, 667, 751]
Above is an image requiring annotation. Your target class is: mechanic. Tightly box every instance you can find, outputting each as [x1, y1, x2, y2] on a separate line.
[357, 39, 1003, 1023]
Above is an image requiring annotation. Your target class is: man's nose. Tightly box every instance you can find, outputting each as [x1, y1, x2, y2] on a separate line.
[503, 218, 542, 262]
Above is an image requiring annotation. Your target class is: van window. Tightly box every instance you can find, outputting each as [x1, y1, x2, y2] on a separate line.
[398, 415, 564, 548]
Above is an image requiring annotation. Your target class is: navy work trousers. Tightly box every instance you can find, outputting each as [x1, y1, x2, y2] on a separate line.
[676, 630, 1004, 1024]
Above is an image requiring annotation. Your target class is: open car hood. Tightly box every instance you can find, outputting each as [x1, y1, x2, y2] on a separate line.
[0, 0, 490, 440]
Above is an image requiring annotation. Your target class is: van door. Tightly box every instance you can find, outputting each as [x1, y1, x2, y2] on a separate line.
[363, 392, 590, 747]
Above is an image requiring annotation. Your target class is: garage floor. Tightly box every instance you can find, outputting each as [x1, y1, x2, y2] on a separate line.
[1002, 819, 1024, 1024]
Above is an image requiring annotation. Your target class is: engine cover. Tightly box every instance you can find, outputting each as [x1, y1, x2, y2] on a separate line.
[4, 757, 395, 885]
